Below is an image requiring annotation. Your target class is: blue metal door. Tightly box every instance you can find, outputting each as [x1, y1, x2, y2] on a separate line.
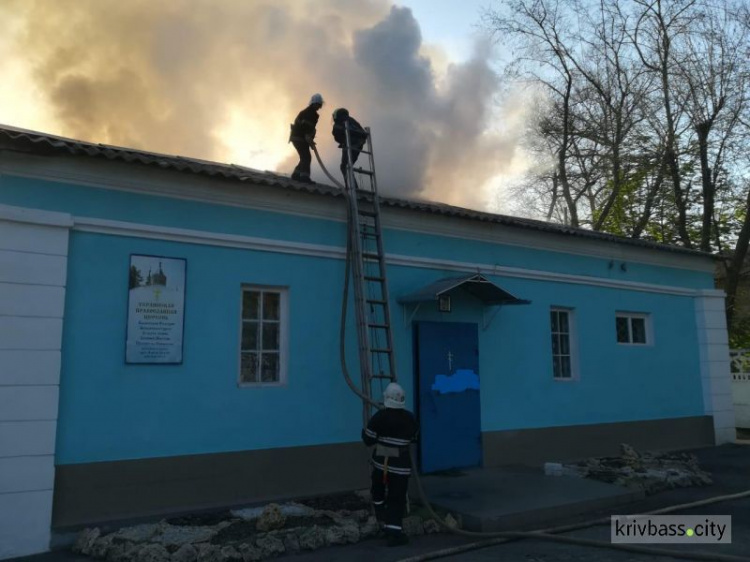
[415, 321, 481, 473]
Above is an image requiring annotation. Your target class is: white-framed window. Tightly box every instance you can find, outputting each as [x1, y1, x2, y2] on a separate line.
[616, 312, 650, 345]
[550, 307, 577, 380]
[239, 286, 288, 385]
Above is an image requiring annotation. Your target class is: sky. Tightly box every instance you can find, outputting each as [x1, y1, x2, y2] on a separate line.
[398, 0, 493, 62]
[0, 0, 535, 214]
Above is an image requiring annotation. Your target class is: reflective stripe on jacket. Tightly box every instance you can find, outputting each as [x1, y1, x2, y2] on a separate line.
[361, 408, 419, 475]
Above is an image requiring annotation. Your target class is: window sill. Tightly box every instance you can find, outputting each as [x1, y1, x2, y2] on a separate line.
[237, 381, 287, 388]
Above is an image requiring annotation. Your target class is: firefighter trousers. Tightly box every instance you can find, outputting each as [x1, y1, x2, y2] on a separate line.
[292, 139, 312, 179]
[370, 467, 409, 533]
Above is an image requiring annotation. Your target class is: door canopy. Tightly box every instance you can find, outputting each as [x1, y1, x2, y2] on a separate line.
[398, 273, 530, 306]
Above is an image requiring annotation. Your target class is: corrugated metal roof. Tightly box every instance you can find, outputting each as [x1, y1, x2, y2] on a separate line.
[0, 124, 713, 259]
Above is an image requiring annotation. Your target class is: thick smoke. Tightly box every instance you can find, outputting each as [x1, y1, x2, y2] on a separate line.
[3, 0, 530, 210]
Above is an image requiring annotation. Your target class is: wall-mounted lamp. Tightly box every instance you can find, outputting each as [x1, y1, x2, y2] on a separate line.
[438, 295, 451, 312]
[620, 262, 628, 272]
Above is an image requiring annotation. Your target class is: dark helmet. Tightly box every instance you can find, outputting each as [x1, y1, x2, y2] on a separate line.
[332, 107, 349, 121]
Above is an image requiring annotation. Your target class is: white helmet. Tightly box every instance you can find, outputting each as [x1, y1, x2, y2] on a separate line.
[309, 93, 324, 106]
[384, 382, 406, 409]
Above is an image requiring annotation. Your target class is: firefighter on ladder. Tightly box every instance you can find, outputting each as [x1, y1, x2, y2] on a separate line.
[289, 93, 324, 184]
[331, 107, 368, 188]
[362, 383, 419, 546]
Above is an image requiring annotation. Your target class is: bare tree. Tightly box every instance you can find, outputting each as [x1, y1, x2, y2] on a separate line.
[485, 0, 750, 342]
[485, 0, 583, 226]
[630, 0, 701, 247]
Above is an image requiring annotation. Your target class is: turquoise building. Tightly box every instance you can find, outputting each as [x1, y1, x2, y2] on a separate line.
[0, 125, 734, 558]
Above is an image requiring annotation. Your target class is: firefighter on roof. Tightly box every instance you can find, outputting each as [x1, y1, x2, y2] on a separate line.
[289, 93, 324, 184]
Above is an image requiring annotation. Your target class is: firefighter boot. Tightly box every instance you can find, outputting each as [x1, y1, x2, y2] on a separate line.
[386, 530, 409, 547]
[373, 503, 386, 526]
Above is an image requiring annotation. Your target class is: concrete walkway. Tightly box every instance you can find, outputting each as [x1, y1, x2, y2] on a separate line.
[417, 464, 644, 531]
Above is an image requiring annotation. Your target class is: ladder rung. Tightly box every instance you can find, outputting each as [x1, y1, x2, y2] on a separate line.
[362, 252, 381, 260]
[352, 167, 374, 176]
[372, 374, 395, 379]
[364, 276, 384, 282]
[367, 299, 387, 305]
[370, 348, 392, 354]
[368, 322, 389, 328]
[358, 210, 377, 217]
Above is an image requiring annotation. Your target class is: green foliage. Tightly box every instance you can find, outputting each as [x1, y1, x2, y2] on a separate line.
[729, 316, 750, 349]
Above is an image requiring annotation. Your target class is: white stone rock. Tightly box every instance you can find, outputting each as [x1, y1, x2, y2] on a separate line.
[402, 516, 424, 536]
[105, 542, 136, 562]
[137, 544, 171, 562]
[171, 544, 198, 562]
[74, 527, 101, 555]
[351, 509, 370, 522]
[237, 544, 262, 562]
[256, 504, 286, 532]
[114, 524, 161, 544]
[219, 546, 242, 562]
[196, 544, 222, 562]
[324, 526, 346, 546]
[298, 526, 326, 550]
[340, 523, 360, 544]
[231, 502, 313, 521]
[157, 525, 218, 547]
[255, 535, 286, 558]
[359, 516, 380, 539]
[423, 519, 441, 534]
[282, 532, 300, 554]
[90, 536, 115, 560]
[254, 534, 285, 558]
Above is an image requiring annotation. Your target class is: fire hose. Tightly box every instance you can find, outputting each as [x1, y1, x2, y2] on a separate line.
[325, 140, 750, 562]
[311, 142, 346, 190]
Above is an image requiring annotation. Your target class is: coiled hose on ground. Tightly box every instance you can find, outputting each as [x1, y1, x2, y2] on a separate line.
[311, 142, 750, 562]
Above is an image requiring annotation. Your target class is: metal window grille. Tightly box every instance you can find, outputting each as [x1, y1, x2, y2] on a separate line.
[551, 309, 572, 379]
[240, 289, 282, 383]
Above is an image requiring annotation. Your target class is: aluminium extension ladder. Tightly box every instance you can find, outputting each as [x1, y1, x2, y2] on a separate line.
[342, 122, 398, 423]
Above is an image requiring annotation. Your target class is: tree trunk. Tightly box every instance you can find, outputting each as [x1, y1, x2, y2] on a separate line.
[725, 187, 750, 331]
[632, 160, 665, 239]
[696, 122, 715, 252]
[559, 79, 579, 227]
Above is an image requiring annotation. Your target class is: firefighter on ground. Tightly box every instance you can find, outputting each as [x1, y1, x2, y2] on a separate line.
[331, 107, 368, 187]
[289, 93, 324, 183]
[362, 382, 419, 547]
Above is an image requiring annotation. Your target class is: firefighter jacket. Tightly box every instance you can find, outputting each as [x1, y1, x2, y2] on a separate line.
[362, 408, 419, 476]
[289, 105, 320, 142]
[332, 116, 368, 149]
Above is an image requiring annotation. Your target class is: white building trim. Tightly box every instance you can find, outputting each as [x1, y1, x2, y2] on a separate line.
[0, 203, 71, 560]
[694, 290, 735, 444]
[0, 153, 715, 274]
[75, 215, 709, 298]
